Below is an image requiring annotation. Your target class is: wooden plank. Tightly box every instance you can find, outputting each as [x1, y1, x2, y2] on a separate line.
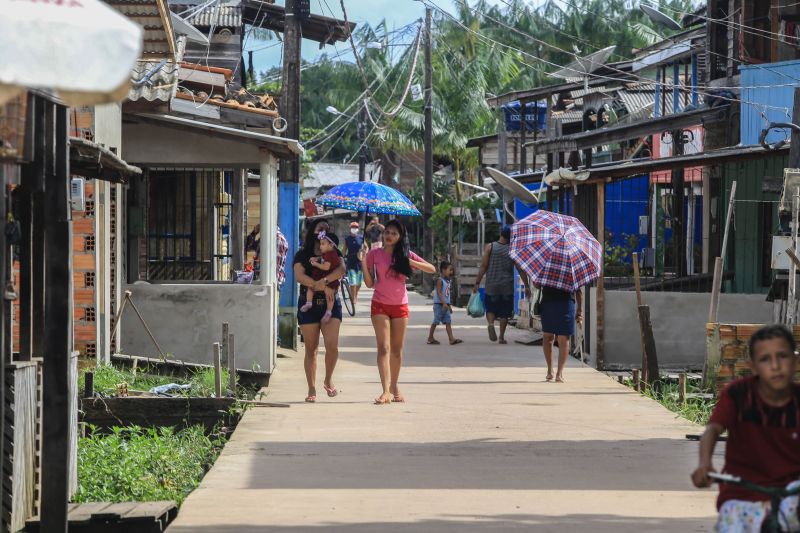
[228, 334, 236, 394]
[119, 500, 176, 520]
[638, 305, 659, 385]
[213, 342, 222, 398]
[93, 502, 140, 520]
[41, 100, 71, 532]
[67, 502, 113, 524]
[80, 397, 238, 432]
[111, 353, 269, 389]
[596, 183, 605, 369]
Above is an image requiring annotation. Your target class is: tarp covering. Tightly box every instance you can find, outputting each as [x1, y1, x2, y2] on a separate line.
[0, 0, 143, 106]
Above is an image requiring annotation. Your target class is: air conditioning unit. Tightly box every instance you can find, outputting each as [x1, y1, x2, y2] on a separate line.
[70, 177, 85, 211]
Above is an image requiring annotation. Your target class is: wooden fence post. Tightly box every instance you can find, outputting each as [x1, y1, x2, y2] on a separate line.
[228, 334, 236, 395]
[213, 343, 222, 398]
[632, 368, 640, 391]
[678, 372, 687, 405]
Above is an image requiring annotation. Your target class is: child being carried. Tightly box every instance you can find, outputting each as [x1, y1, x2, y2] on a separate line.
[300, 231, 341, 323]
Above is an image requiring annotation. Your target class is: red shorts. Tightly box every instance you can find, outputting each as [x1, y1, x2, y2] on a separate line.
[371, 301, 409, 319]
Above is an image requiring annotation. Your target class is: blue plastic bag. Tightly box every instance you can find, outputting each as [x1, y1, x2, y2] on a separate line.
[467, 292, 485, 318]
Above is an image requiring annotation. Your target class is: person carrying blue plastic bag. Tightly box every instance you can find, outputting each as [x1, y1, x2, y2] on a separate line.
[467, 291, 485, 318]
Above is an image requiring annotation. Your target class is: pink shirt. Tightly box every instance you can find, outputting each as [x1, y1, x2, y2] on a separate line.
[366, 248, 422, 305]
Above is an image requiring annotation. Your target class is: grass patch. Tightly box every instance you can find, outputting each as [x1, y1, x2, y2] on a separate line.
[625, 378, 716, 426]
[79, 364, 257, 399]
[74, 425, 224, 505]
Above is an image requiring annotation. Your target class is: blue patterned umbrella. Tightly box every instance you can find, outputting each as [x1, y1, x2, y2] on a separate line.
[316, 181, 421, 216]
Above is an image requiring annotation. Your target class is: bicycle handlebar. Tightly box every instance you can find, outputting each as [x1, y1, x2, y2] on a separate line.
[708, 472, 741, 484]
[709, 472, 800, 497]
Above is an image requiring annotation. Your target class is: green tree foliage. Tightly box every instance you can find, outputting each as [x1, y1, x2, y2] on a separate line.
[253, 0, 697, 168]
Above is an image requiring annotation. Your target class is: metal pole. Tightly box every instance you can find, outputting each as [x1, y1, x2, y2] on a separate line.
[423, 8, 433, 285]
[788, 191, 799, 324]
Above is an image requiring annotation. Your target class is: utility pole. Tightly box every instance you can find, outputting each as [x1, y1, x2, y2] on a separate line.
[277, 0, 303, 350]
[358, 101, 367, 182]
[281, 0, 301, 185]
[423, 7, 433, 289]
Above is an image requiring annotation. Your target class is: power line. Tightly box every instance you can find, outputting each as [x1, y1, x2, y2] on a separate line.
[421, 0, 796, 117]
[546, 0, 800, 86]
[339, 0, 424, 119]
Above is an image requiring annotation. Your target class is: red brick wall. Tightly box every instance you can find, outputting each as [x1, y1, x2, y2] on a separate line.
[72, 183, 96, 358]
[12, 109, 99, 359]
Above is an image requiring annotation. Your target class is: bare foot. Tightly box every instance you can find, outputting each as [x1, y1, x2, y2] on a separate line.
[498, 338, 507, 344]
[390, 387, 405, 403]
[374, 393, 392, 405]
[546, 372, 553, 381]
[555, 375, 565, 383]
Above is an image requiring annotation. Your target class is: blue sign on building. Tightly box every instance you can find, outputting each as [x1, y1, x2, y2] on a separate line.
[501, 100, 547, 132]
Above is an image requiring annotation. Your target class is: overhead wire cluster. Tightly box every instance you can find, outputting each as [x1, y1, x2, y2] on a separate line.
[416, 0, 799, 120]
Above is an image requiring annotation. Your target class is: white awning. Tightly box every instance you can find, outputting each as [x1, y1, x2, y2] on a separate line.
[0, 0, 143, 106]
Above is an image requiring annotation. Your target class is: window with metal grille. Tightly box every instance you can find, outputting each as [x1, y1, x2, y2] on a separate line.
[84, 235, 95, 252]
[146, 169, 231, 281]
[84, 272, 95, 287]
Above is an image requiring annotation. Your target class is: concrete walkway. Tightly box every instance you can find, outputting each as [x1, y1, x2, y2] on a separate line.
[168, 290, 718, 532]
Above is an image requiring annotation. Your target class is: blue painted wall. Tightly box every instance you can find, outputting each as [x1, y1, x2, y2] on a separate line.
[605, 175, 650, 256]
[740, 59, 800, 145]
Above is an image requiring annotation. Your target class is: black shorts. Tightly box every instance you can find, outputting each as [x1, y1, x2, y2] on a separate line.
[297, 293, 343, 325]
[485, 294, 514, 319]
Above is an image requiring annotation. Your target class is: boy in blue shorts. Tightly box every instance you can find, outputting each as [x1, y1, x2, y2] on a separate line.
[427, 261, 462, 346]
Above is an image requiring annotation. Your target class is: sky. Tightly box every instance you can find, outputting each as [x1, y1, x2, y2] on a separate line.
[245, 0, 512, 78]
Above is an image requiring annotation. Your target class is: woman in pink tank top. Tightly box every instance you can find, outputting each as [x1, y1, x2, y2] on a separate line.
[362, 220, 435, 405]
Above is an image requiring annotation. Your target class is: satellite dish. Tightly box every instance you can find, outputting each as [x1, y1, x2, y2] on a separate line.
[640, 4, 682, 31]
[550, 45, 616, 90]
[485, 167, 540, 205]
[171, 13, 210, 45]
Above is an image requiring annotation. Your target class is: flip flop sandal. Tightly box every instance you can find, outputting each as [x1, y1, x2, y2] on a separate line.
[323, 385, 338, 397]
[449, 339, 463, 345]
[488, 325, 498, 342]
[427, 339, 440, 345]
[498, 339, 508, 345]
[305, 395, 316, 403]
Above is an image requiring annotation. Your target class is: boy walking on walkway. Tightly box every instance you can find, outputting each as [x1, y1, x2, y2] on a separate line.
[428, 261, 462, 346]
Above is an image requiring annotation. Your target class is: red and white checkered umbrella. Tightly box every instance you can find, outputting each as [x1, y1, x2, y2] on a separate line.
[510, 210, 602, 293]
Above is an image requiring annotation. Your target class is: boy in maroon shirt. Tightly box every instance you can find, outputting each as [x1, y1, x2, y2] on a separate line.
[692, 324, 800, 532]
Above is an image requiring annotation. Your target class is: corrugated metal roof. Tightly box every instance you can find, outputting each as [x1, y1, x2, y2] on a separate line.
[551, 109, 583, 123]
[128, 60, 180, 102]
[105, 0, 176, 58]
[617, 90, 656, 115]
[181, 4, 242, 27]
[617, 87, 704, 117]
[566, 86, 607, 100]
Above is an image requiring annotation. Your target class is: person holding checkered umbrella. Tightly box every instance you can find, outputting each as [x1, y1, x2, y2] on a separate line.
[510, 210, 602, 383]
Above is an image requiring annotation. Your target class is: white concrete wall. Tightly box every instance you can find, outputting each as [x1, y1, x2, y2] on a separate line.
[593, 290, 774, 369]
[120, 283, 276, 374]
[93, 103, 123, 364]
